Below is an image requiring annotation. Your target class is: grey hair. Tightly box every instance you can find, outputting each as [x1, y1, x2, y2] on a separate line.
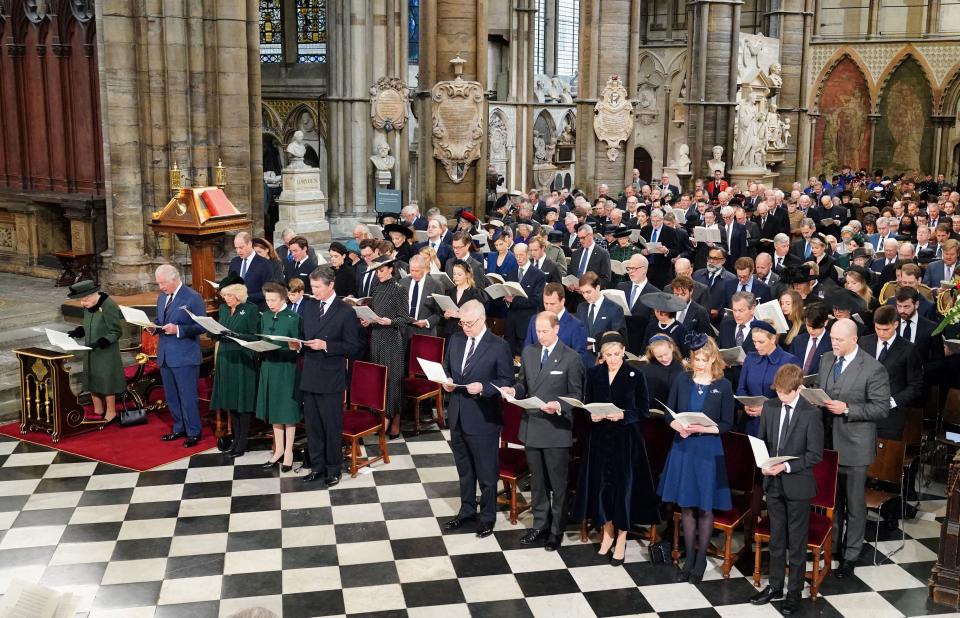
[731, 290, 756, 308]
[579, 224, 593, 235]
[155, 264, 180, 282]
[401, 204, 418, 216]
[720, 206, 734, 217]
[459, 299, 486, 320]
[651, 208, 664, 218]
[309, 264, 336, 285]
[800, 217, 815, 228]
[773, 233, 790, 245]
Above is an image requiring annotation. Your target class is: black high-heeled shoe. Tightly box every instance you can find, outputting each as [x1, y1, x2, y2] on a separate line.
[261, 456, 281, 470]
[610, 553, 625, 567]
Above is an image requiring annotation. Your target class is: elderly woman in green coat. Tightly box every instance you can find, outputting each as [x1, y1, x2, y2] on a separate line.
[210, 273, 260, 459]
[256, 281, 302, 472]
[66, 280, 126, 423]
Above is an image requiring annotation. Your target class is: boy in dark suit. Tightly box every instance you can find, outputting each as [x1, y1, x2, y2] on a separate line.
[751, 364, 824, 615]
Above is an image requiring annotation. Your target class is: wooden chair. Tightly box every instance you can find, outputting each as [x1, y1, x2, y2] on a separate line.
[866, 438, 906, 564]
[341, 361, 390, 477]
[403, 334, 446, 432]
[497, 401, 531, 524]
[671, 432, 757, 577]
[641, 416, 675, 543]
[752, 449, 839, 599]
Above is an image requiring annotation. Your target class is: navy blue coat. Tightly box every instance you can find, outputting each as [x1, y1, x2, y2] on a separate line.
[156, 284, 206, 368]
[576, 298, 627, 341]
[443, 330, 515, 435]
[788, 331, 831, 375]
[414, 240, 453, 268]
[720, 276, 771, 308]
[229, 254, 274, 309]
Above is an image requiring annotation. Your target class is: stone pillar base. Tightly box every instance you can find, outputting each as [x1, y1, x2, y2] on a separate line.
[729, 168, 779, 189]
[100, 251, 166, 295]
[277, 167, 331, 247]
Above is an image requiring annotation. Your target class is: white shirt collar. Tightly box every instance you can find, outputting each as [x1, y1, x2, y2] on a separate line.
[543, 340, 558, 357]
[169, 282, 183, 299]
[783, 393, 801, 410]
[840, 347, 858, 366]
[589, 296, 605, 310]
[469, 327, 487, 345]
[877, 333, 896, 355]
[556, 308, 566, 319]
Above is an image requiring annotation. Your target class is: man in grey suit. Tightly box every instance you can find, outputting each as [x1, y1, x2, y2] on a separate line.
[500, 311, 585, 551]
[817, 318, 890, 579]
[400, 255, 441, 336]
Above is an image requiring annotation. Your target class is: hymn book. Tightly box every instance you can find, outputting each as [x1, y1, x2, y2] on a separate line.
[119, 305, 159, 329]
[748, 435, 797, 469]
[799, 388, 832, 406]
[557, 397, 623, 418]
[602, 289, 632, 314]
[494, 386, 548, 410]
[719, 346, 746, 365]
[658, 400, 718, 429]
[485, 282, 528, 299]
[183, 307, 234, 335]
[44, 328, 90, 352]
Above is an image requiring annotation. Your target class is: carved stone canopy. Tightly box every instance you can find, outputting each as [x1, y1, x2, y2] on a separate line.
[431, 59, 485, 184]
[593, 75, 634, 162]
[370, 77, 409, 132]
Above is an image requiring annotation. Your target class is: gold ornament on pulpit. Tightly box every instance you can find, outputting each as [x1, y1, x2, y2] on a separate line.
[215, 158, 227, 189]
[169, 160, 182, 196]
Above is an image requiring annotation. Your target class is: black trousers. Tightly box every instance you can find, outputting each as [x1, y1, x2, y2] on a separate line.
[303, 392, 344, 477]
[229, 411, 253, 454]
[766, 477, 811, 594]
[450, 423, 499, 524]
[526, 446, 569, 536]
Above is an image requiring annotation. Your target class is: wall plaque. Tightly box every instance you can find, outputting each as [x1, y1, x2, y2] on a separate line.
[370, 77, 409, 132]
[593, 75, 634, 162]
[430, 56, 485, 183]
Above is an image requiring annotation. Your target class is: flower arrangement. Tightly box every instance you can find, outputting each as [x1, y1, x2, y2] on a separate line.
[932, 276, 960, 336]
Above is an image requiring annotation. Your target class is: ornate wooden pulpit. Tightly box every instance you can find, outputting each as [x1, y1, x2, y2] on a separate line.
[150, 187, 251, 306]
[14, 347, 99, 443]
[930, 451, 960, 607]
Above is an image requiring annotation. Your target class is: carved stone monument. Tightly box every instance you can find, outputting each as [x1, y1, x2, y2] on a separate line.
[729, 70, 780, 187]
[370, 142, 396, 188]
[370, 77, 409, 132]
[431, 55, 485, 183]
[707, 145, 726, 177]
[593, 75, 634, 162]
[277, 135, 330, 245]
[676, 143, 692, 174]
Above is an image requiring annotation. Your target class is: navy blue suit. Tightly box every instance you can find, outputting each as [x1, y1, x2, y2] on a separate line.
[524, 309, 592, 368]
[415, 240, 453, 268]
[575, 298, 627, 342]
[229, 254, 274, 309]
[443, 330, 514, 523]
[504, 265, 546, 355]
[156, 284, 206, 438]
[720, 276, 771, 308]
[788, 331, 831, 376]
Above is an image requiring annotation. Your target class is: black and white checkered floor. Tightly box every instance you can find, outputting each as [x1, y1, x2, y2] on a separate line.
[0, 430, 952, 618]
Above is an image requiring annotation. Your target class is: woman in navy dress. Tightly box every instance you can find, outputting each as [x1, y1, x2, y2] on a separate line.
[737, 320, 801, 436]
[573, 332, 660, 567]
[659, 333, 734, 582]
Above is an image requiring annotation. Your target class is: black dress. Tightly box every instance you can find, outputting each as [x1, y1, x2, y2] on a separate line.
[333, 263, 357, 298]
[368, 279, 408, 418]
[440, 286, 485, 339]
[572, 363, 661, 530]
[640, 360, 683, 411]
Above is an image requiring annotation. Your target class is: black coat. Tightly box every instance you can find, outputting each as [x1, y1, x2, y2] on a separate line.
[333, 263, 358, 298]
[859, 335, 923, 439]
[757, 397, 823, 500]
[570, 244, 612, 287]
[299, 296, 364, 394]
[640, 225, 681, 288]
[284, 256, 317, 288]
[617, 280, 660, 354]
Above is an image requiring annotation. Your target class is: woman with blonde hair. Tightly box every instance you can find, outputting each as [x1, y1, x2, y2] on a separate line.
[440, 259, 485, 337]
[844, 266, 878, 312]
[778, 289, 804, 348]
[209, 273, 260, 458]
[658, 333, 734, 583]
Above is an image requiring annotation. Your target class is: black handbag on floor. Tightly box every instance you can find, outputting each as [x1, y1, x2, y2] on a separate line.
[118, 407, 148, 427]
[648, 539, 672, 564]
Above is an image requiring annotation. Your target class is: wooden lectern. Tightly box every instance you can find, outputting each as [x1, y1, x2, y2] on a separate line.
[150, 187, 251, 306]
[930, 451, 960, 607]
[14, 347, 101, 443]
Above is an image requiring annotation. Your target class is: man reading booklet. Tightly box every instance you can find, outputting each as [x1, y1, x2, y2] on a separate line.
[750, 364, 823, 614]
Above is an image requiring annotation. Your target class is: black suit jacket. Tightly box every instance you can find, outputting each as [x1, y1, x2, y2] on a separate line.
[533, 257, 562, 284]
[284, 256, 317, 288]
[443, 330, 514, 435]
[616, 280, 659, 353]
[788, 331, 831, 375]
[771, 252, 800, 274]
[720, 277, 771, 308]
[299, 296, 364, 394]
[758, 397, 823, 500]
[229, 254, 274, 309]
[720, 221, 748, 268]
[753, 215, 780, 250]
[859, 335, 923, 439]
[640, 225, 680, 288]
[356, 262, 380, 298]
[904, 314, 943, 365]
[570, 245, 612, 287]
[717, 317, 758, 354]
[504, 265, 546, 344]
[680, 301, 712, 337]
[576, 298, 627, 341]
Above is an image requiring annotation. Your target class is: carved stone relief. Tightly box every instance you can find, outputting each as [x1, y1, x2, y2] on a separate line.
[737, 34, 781, 85]
[431, 57, 485, 183]
[533, 75, 577, 104]
[593, 76, 634, 162]
[369, 77, 410, 132]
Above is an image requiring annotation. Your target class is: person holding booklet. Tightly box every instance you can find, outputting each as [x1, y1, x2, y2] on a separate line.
[658, 333, 734, 583]
[439, 260, 485, 338]
[736, 320, 801, 436]
[499, 312, 584, 551]
[639, 335, 685, 411]
[208, 274, 260, 458]
[572, 332, 660, 567]
[255, 282, 302, 472]
[749, 364, 823, 614]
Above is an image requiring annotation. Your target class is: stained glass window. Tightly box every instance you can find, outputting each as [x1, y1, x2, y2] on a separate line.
[297, 0, 327, 63]
[534, 0, 545, 74]
[409, 0, 420, 63]
[259, 0, 282, 63]
[555, 0, 579, 77]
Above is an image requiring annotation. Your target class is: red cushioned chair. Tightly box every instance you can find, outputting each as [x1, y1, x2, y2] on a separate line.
[403, 334, 446, 432]
[752, 449, 839, 599]
[641, 415, 675, 543]
[671, 431, 756, 577]
[341, 360, 390, 477]
[498, 401, 531, 524]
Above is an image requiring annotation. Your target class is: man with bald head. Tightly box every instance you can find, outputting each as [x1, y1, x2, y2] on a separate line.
[817, 318, 890, 579]
[668, 257, 710, 309]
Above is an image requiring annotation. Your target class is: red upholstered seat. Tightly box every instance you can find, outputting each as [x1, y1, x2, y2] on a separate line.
[404, 334, 446, 432]
[498, 448, 527, 478]
[124, 359, 158, 381]
[753, 511, 832, 546]
[404, 377, 440, 398]
[715, 494, 752, 526]
[342, 360, 389, 476]
[342, 409, 381, 436]
[498, 402, 530, 524]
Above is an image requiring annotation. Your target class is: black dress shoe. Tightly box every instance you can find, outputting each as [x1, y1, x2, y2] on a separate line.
[834, 561, 855, 579]
[749, 585, 783, 605]
[183, 436, 200, 448]
[781, 591, 801, 615]
[520, 528, 548, 545]
[675, 569, 691, 583]
[302, 472, 324, 483]
[443, 516, 474, 531]
[160, 432, 185, 442]
[325, 474, 341, 487]
[476, 521, 494, 538]
[544, 535, 560, 552]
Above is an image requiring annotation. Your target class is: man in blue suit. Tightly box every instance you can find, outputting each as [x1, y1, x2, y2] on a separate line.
[154, 265, 206, 447]
[524, 283, 592, 367]
[922, 239, 958, 288]
[503, 243, 546, 355]
[575, 272, 627, 349]
[442, 300, 514, 537]
[229, 232, 273, 310]
[720, 256, 771, 308]
[788, 303, 832, 376]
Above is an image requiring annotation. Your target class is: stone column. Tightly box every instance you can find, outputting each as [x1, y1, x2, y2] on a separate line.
[95, 0, 262, 293]
[418, 0, 488, 216]
[326, 0, 407, 235]
[685, 0, 741, 181]
[770, 0, 812, 185]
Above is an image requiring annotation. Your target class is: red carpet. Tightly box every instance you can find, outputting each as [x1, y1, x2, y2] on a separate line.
[0, 412, 219, 472]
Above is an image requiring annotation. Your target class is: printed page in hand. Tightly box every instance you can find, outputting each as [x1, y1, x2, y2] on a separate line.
[44, 328, 90, 351]
[557, 397, 623, 418]
[119, 305, 159, 329]
[183, 307, 233, 335]
[748, 434, 797, 468]
[227, 337, 280, 353]
[799, 388, 831, 406]
[734, 395, 768, 407]
[494, 386, 548, 410]
[659, 401, 718, 428]
[353, 305, 382, 322]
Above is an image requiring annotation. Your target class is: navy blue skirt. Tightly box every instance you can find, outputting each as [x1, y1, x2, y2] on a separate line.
[658, 433, 732, 511]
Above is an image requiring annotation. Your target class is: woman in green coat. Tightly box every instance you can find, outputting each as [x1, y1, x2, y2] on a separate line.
[66, 280, 125, 423]
[210, 273, 260, 458]
[256, 281, 302, 472]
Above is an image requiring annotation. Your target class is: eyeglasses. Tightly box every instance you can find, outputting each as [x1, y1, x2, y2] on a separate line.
[459, 318, 481, 328]
[625, 266, 645, 272]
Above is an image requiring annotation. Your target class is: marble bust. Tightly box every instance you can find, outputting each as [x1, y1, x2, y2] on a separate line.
[370, 142, 395, 187]
[676, 144, 691, 174]
[707, 145, 726, 176]
[286, 130, 308, 169]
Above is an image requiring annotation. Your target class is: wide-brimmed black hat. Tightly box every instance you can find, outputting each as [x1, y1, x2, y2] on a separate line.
[373, 256, 397, 270]
[602, 224, 619, 236]
[67, 280, 101, 300]
[613, 228, 632, 239]
[383, 223, 413, 240]
[219, 272, 245, 289]
[640, 292, 687, 313]
[826, 288, 865, 313]
[781, 264, 817, 284]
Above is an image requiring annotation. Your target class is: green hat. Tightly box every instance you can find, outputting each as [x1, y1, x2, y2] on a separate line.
[67, 280, 101, 300]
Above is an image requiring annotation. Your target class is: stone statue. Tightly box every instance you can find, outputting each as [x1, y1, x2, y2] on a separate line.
[676, 144, 691, 174]
[489, 114, 508, 160]
[533, 130, 547, 163]
[286, 130, 309, 169]
[765, 103, 791, 151]
[733, 94, 766, 169]
[768, 63, 783, 88]
[370, 142, 395, 187]
[558, 122, 575, 145]
[707, 145, 726, 176]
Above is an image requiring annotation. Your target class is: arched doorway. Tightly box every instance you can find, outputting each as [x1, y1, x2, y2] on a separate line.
[633, 147, 653, 184]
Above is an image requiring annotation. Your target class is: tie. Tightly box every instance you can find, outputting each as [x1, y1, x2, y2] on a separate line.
[804, 242, 811, 258]
[519, 267, 525, 281]
[777, 405, 792, 456]
[803, 337, 818, 374]
[363, 270, 373, 296]
[630, 284, 640, 307]
[317, 300, 326, 318]
[588, 303, 596, 329]
[541, 347, 549, 368]
[710, 273, 719, 288]
[739, 283, 746, 293]
[878, 340, 889, 363]
[578, 249, 589, 276]
[761, 217, 767, 228]
[947, 265, 954, 281]
[240, 257, 248, 278]
[410, 279, 420, 318]
[652, 227, 660, 243]
[832, 356, 844, 382]
[937, 245, 943, 258]
[735, 324, 745, 347]
[463, 337, 476, 369]
[776, 256, 782, 269]
[902, 319, 912, 342]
